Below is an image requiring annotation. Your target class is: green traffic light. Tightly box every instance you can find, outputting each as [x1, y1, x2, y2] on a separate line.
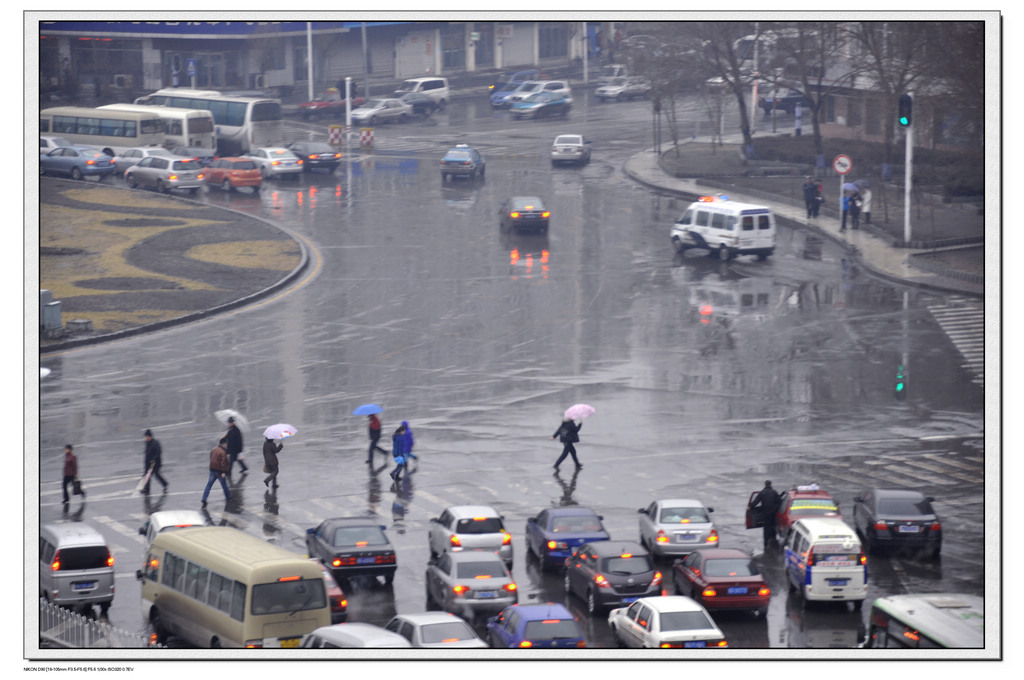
[899, 115, 909, 126]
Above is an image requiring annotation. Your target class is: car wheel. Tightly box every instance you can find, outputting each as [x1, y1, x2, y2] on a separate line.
[564, 571, 573, 595]
[157, 180, 168, 194]
[70, 166, 83, 181]
[384, 571, 394, 586]
[260, 167, 269, 179]
[188, 187, 199, 195]
[754, 606, 768, 618]
[852, 599, 863, 611]
[586, 588, 598, 615]
[150, 608, 168, 645]
[613, 628, 626, 648]
[126, 174, 139, 189]
[718, 244, 731, 261]
[222, 179, 232, 192]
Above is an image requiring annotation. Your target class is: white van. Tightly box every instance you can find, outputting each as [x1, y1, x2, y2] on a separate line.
[394, 77, 450, 108]
[671, 196, 777, 261]
[784, 517, 867, 605]
[138, 509, 207, 563]
[39, 523, 115, 615]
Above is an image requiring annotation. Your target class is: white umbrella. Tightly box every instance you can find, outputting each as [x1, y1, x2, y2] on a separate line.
[214, 409, 250, 432]
[564, 404, 596, 420]
[263, 423, 298, 440]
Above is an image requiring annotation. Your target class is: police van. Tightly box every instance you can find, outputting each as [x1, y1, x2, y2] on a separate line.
[671, 195, 777, 261]
[784, 517, 867, 605]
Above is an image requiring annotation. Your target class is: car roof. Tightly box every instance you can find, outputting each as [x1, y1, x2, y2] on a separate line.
[639, 595, 706, 613]
[792, 516, 856, 534]
[447, 550, 505, 564]
[320, 517, 385, 528]
[547, 507, 600, 517]
[509, 603, 573, 620]
[311, 623, 411, 647]
[148, 510, 206, 529]
[690, 547, 750, 559]
[391, 611, 470, 626]
[446, 505, 500, 518]
[655, 498, 707, 507]
[509, 196, 544, 206]
[583, 540, 646, 556]
[870, 488, 926, 499]
[42, 522, 107, 546]
[786, 487, 835, 499]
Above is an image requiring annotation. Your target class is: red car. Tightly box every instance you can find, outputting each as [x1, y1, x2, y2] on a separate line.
[204, 157, 263, 192]
[672, 548, 770, 616]
[747, 485, 841, 541]
[313, 559, 348, 624]
[299, 89, 366, 121]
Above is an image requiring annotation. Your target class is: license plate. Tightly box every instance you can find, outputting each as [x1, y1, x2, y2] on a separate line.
[727, 587, 747, 595]
[898, 525, 921, 533]
[622, 596, 639, 604]
[684, 641, 707, 648]
[827, 579, 849, 586]
[676, 533, 696, 542]
[279, 638, 300, 649]
[477, 590, 497, 598]
[356, 556, 376, 565]
[72, 581, 95, 591]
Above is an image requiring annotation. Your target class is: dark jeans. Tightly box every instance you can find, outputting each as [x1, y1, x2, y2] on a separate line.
[202, 470, 230, 501]
[554, 442, 579, 468]
[264, 464, 279, 487]
[368, 433, 387, 460]
[142, 463, 168, 493]
[62, 475, 75, 502]
[762, 520, 777, 547]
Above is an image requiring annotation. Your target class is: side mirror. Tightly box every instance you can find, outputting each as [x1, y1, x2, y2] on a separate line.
[597, 515, 604, 520]
[527, 517, 537, 524]
[637, 508, 646, 515]
[926, 497, 935, 503]
[380, 525, 387, 531]
[429, 517, 439, 523]
[306, 528, 315, 535]
[138, 527, 145, 536]
[707, 508, 714, 513]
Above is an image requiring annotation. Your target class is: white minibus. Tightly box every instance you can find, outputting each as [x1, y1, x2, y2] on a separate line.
[137, 526, 329, 648]
[784, 517, 868, 605]
[671, 195, 777, 261]
[99, 104, 215, 150]
[134, 88, 283, 155]
[40, 106, 165, 157]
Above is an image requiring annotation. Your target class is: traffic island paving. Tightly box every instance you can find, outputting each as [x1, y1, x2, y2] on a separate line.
[39, 179, 304, 349]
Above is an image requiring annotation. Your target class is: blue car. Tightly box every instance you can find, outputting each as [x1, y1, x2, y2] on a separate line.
[440, 144, 486, 181]
[510, 92, 571, 120]
[40, 146, 116, 180]
[490, 75, 538, 108]
[485, 603, 585, 649]
[524, 507, 609, 570]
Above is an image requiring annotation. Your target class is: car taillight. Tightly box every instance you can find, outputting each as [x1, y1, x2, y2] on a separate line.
[502, 532, 512, 546]
[702, 587, 717, 598]
[860, 552, 867, 565]
[106, 550, 114, 567]
[519, 640, 533, 648]
[651, 571, 663, 587]
[244, 639, 264, 648]
[541, 211, 550, 218]
[709, 640, 728, 647]
[197, 173, 204, 180]
[547, 540, 557, 550]
[930, 522, 942, 531]
[50, 550, 61, 572]
[169, 174, 179, 180]
[656, 530, 669, 544]
[758, 587, 771, 597]
[86, 160, 96, 166]
[453, 585, 469, 596]
[593, 574, 611, 588]
[576, 640, 586, 648]
[874, 521, 888, 531]
[706, 529, 719, 544]
[806, 552, 815, 567]
[503, 582, 517, 592]
[510, 212, 520, 218]
[449, 535, 461, 548]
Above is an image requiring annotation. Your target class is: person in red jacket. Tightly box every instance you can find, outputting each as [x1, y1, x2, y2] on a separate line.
[366, 413, 388, 462]
[61, 444, 79, 504]
[201, 437, 231, 507]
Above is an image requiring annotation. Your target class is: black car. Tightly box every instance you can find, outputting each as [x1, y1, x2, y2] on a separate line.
[499, 196, 549, 234]
[759, 89, 813, 116]
[398, 92, 438, 117]
[852, 488, 942, 558]
[305, 518, 397, 585]
[563, 541, 662, 614]
[285, 141, 342, 172]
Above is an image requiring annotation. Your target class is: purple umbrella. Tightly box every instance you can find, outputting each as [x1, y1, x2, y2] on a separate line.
[564, 404, 596, 420]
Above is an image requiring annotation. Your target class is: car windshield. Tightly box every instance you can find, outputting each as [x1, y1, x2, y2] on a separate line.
[55, 546, 109, 570]
[45, 137, 73, 147]
[455, 517, 504, 533]
[302, 145, 334, 153]
[518, 82, 542, 92]
[607, 77, 627, 86]
[365, 99, 386, 109]
[171, 160, 201, 171]
[877, 497, 933, 516]
[268, 149, 298, 159]
[524, 92, 550, 102]
[659, 507, 710, 523]
[456, 561, 507, 579]
[601, 555, 652, 575]
[330, 525, 388, 547]
[523, 619, 580, 641]
[445, 150, 472, 160]
[421, 621, 477, 644]
[789, 499, 839, 515]
[555, 136, 582, 145]
[512, 199, 544, 211]
[660, 611, 716, 632]
[549, 515, 603, 532]
[703, 558, 758, 577]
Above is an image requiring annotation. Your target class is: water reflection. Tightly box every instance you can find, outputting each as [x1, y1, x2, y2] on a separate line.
[783, 591, 865, 648]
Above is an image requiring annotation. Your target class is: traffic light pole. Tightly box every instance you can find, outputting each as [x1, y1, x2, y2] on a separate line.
[903, 92, 913, 244]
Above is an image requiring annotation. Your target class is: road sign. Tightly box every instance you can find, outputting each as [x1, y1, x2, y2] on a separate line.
[187, 58, 196, 77]
[833, 154, 852, 175]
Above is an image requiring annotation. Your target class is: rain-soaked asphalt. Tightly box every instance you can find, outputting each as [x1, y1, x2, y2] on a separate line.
[37, 95, 987, 656]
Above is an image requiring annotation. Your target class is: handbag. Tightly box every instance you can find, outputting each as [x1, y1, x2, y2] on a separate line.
[263, 464, 270, 473]
[72, 478, 83, 496]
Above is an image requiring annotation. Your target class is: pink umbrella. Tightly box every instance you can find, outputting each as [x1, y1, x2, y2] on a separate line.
[564, 404, 595, 420]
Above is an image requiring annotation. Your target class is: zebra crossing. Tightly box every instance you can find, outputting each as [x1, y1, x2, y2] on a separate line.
[927, 297, 986, 387]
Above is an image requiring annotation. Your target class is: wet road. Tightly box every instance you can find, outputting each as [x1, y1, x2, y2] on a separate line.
[37, 93, 986, 652]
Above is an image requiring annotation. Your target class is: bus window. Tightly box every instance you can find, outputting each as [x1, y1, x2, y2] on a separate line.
[251, 579, 326, 616]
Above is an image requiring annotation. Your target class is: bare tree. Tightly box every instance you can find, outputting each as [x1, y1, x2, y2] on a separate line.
[688, 21, 760, 150]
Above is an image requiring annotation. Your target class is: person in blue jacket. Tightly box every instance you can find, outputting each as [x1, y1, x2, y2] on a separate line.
[389, 423, 407, 480]
[402, 420, 418, 461]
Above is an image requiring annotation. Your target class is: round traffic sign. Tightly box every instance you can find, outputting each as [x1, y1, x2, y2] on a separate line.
[833, 154, 852, 175]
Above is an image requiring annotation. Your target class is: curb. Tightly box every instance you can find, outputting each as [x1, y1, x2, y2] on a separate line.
[40, 187, 312, 355]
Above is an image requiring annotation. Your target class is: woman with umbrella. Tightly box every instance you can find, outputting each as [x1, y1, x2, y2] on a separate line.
[261, 423, 294, 489]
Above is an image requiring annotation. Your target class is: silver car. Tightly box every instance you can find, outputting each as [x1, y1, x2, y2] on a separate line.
[428, 505, 513, 568]
[384, 612, 488, 648]
[245, 147, 304, 180]
[39, 523, 115, 615]
[551, 134, 591, 165]
[596, 76, 651, 102]
[123, 155, 204, 194]
[637, 498, 719, 558]
[424, 551, 518, 620]
[350, 98, 413, 125]
[113, 146, 175, 175]
[300, 623, 411, 648]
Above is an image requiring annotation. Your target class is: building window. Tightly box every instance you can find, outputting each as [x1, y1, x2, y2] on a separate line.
[539, 23, 568, 59]
[442, 32, 465, 70]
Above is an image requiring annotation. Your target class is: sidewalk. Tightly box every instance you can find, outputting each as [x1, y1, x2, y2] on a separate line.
[624, 147, 986, 298]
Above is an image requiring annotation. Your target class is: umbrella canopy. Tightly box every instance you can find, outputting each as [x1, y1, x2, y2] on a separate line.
[842, 182, 859, 193]
[352, 403, 384, 416]
[264, 423, 298, 440]
[564, 403, 596, 420]
[214, 409, 250, 432]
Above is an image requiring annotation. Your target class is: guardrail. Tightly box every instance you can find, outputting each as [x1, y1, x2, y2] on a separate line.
[39, 598, 163, 649]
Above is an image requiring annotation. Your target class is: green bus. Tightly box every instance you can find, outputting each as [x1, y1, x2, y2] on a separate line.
[866, 593, 983, 649]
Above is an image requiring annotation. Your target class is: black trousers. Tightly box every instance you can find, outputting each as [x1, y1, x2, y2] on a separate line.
[62, 475, 75, 502]
[554, 442, 579, 467]
[143, 463, 168, 492]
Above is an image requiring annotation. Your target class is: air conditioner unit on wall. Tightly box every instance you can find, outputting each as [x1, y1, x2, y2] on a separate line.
[252, 73, 265, 89]
[113, 74, 133, 88]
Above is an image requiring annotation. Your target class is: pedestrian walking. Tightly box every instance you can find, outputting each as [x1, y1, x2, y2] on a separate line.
[812, 180, 823, 218]
[850, 191, 862, 230]
[61, 444, 79, 504]
[142, 429, 169, 494]
[201, 437, 231, 506]
[803, 177, 818, 218]
[389, 423, 407, 480]
[263, 436, 283, 489]
[366, 413, 388, 462]
[840, 193, 851, 231]
[860, 186, 873, 224]
[749, 480, 781, 549]
[225, 416, 248, 474]
[551, 417, 583, 470]
[402, 420, 418, 462]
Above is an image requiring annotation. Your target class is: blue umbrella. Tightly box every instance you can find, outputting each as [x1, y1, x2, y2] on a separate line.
[352, 403, 383, 416]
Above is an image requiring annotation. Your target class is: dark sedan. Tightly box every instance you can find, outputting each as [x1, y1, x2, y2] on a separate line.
[510, 91, 571, 120]
[524, 507, 609, 570]
[398, 92, 438, 117]
[563, 541, 662, 615]
[285, 141, 342, 172]
[499, 196, 549, 234]
[672, 548, 770, 616]
[853, 488, 942, 558]
[305, 518, 397, 585]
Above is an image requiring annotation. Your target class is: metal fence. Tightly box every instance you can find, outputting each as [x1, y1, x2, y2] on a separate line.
[39, 598, 163, 649]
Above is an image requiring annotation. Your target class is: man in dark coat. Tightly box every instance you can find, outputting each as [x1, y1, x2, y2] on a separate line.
[62, 444, 79, 504]
[263, 436, 283, 489]
[201, 437, 231, 507]
[551, 418, 583, 470]
[750, 480, 782, 548]
[225, 417, 248, 474]
[142, 429, 169, 493]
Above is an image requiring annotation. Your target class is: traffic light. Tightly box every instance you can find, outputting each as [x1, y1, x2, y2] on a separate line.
[894, 364, 907, 400]
[898, 94, 913, 127]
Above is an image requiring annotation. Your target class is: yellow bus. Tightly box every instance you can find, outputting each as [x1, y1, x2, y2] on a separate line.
[40, 106, 165, 157]
[98, 104, 216, 150]
[137, 526, 329, 648]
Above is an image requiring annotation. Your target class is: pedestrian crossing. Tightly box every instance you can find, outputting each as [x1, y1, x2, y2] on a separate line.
[810, 445, 985, 491]
[927, 297, 985, 387]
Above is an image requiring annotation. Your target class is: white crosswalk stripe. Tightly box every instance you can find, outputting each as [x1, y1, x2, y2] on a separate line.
[927, 297, 985, 387]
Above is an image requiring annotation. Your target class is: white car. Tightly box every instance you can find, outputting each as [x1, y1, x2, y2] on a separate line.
[112, 146, 175, 175]
[245, 147, 304, 179]
[637, 498, 718, 557]
[551, 134, 591, 166]
[385, 612, 488, 648]
[301, 623, 411, 648]
[137, 509, 206, 563]
[608, 596, 727, 648]
[595, 76, 651, 102]
[428, 505, 513, 568]
[350, 98, 413, 125]
[508, 80, 573, 105]
[40, 135, 73, 153]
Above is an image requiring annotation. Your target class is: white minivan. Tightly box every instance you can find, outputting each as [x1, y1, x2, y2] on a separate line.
[671, 196, 777, 261]
[784, 517, 868, 605]
[394, 77, 450, 108]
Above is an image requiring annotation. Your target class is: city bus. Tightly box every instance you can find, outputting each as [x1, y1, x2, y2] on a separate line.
[134, 88, 283, 155]
[40, 106, 164, 157]
[137, 526, 329, 648]
[98, 103, 215, 150]
[866, 593, 984, 649]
